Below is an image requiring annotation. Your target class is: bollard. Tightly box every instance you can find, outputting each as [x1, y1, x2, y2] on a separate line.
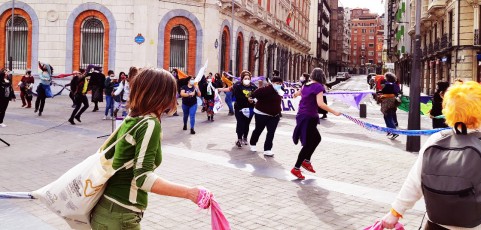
[360, 103, 367, 118]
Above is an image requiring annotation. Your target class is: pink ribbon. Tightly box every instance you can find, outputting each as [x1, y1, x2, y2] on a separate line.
[197, 188, 231, 230]
[364, 221, 405, 230]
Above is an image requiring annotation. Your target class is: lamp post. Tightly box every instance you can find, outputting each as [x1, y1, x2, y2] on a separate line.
[406, 0, 422, 152]
[230, 0, 234, 75]
[8, 0, 15, 71]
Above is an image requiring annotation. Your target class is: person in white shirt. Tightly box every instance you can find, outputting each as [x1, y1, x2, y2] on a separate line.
[382, 81, 481, 230]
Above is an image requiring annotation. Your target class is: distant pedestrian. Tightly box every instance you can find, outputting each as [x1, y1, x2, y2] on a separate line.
[218, 70, 258, 148]
[379, 72, 400, 139]
[429, 81, 449, 129]
[114, 67, 136, 117]
[68, 70, 89, 125]
[35, 62, 53, 116]
[19, 70, 34, 108]
[87, 65, 105, 112]
[0, 70, 16, 127]
[221, 72, 234, 115]
[249, 76, 283, 157]
[180, 76, 201, 134]
[90, 67, 209, 229]
[103, 70, 116, 120]
[68, 70, 81, 108]
[291, 68, 341, 180]
[201, 73, 221, 121]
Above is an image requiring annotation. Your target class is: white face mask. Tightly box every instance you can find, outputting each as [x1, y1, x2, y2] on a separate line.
[189, 80, 195, 85]
[243, 79, 251, 85]
[300, 77, 306, 82]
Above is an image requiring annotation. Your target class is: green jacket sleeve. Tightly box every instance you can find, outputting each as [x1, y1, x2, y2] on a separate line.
[132, 119, 161, 192]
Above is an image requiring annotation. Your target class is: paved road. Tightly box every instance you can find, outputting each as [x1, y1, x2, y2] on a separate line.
[0, 75, 434, 229]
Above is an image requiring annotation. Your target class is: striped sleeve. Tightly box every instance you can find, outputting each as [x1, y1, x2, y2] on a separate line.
[133, 119, 161, 192]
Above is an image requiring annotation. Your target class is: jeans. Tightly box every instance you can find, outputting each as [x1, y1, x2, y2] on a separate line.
[384, 109, 397, 129]
[182, 104, 197, 129]
[235, 109, 254, 140]
[70, 94, 89, 119]
[250, 113, 280, 151]
[105, 95, 114, 116]
[295, 118, 321, 168]
[225, 92, 234, 113]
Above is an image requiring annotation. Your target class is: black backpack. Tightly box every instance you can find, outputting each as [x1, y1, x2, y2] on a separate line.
[421, 123, 481, 228]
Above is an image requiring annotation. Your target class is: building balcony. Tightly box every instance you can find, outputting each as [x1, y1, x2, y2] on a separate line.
[433, 39, 439, 52]
[321, 26, 329, 37]
[428, 43, 433, 54]
[475, 29, 480, 45]
[428, 0, 446, 17]
[322, 41, 329, 51]
[440, 34, 448, 49]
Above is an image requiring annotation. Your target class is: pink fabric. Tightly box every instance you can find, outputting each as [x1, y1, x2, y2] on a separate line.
[197, 188, 231, 230]
[364, 221, 405, 230]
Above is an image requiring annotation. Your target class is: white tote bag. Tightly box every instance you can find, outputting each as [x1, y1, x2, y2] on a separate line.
[32, 117, 149, 230]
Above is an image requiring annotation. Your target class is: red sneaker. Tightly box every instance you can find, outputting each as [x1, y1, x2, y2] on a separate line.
[291, 168, 305, 180]
[301, 161, 316, 173]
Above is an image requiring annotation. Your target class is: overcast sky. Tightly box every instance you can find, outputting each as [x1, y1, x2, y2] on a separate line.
[338, 0, 385, 15]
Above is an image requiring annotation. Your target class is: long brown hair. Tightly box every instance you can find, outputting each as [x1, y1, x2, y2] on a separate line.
[128, 68, 177, 119]
[128, 66, 139, 80]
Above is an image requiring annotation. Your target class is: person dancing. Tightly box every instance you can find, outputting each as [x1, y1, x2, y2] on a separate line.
[201, 73, 221, 121]
[0, 70, 15, 127]
[68, 70, 89, 125]
[19, 70, 34, 108]
[35, 62, 53, 116]
[180, 76, 201, 134]
[249, 76, 283, 157]
[291, 68, 341, 180]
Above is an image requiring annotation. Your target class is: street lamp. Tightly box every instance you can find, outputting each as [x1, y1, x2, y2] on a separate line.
[406, 0, 422, 152]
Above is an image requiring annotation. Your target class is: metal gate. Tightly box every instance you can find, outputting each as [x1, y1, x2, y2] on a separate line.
[169, 25, 188, 73]
[5, 15, 28, 70]
[80, 17, 104, 70]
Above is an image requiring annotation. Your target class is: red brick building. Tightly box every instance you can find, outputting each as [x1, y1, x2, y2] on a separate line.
[349, 9, 384, 74]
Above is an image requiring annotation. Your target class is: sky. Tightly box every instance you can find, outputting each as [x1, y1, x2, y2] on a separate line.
[338, 0, 385, 15]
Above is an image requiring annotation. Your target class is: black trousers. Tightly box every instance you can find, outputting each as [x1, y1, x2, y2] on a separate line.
[249, 113, 280, 151]
[295, 118, 321, 168]
[0, 97, 10, 124]
[235, 109, 254, 140]
[69, 91, 75, 105]
[425, 221, 448, 230]
[35, 85, 46, 113]
[318, 96, 328, 115]
[70, 95, 89, 119]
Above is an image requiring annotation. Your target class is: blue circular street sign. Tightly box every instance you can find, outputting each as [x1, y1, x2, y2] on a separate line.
[135, 34, 145, 44]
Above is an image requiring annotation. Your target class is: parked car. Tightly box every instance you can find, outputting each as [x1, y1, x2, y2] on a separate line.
[336, 72, 351, 80]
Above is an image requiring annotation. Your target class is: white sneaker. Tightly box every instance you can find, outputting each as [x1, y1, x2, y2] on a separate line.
[264, 150, 274, 157]
[0, 123, 6, 128]
[102, 116, 107, 120]
[250, 145, 257, 152]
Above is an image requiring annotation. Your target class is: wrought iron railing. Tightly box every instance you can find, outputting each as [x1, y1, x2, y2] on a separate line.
[441, 34, 447, 49]
[433, 39, 439, 52]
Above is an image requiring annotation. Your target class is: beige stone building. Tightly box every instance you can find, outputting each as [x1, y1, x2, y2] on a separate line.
[0, 0, 311, 82]
[409, 0, 480, 95]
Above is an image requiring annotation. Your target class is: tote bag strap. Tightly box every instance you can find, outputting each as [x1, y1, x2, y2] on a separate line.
[100, 116, 152, 155]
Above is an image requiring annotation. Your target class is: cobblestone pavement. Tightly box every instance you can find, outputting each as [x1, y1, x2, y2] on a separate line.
[0, 75, 434, 229]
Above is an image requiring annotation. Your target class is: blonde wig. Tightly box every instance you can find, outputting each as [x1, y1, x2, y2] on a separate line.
[442, 81, 481, 129]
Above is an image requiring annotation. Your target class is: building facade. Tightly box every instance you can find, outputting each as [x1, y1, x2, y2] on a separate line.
[309, 0, 330, 75]
[0, 0, 311, 82]
[327, 0, 338, 77]
[349, 9, 384, 74]
[336, 7, 350, 73]
[385, 0, 412, 86]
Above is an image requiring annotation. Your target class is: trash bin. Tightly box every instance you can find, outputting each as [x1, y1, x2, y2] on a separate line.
[360, 103, 367, 118]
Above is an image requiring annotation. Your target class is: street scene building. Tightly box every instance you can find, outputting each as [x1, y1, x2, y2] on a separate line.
[309, 0, 330, 75]
[0, 0, 312, 82]
[386, 0, 481, 95]
[349, 8, 384, 74]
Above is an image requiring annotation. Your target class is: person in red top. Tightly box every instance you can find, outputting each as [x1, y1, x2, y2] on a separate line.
[19, 70, 34, 108]
[248, 76, 284, 157]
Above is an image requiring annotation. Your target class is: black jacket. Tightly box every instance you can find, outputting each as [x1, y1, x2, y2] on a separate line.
[0, 78, 15, 100]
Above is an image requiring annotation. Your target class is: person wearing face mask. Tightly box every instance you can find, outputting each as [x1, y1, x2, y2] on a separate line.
[221, 72, 235, 115]
[248, 76, 284, 157]
[180, 76, 201, 134]
[103, 70, 116, 120]
[219, 70, 258, 148]
[200, 73, 221, 121]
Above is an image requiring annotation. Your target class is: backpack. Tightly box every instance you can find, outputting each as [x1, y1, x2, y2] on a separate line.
[421, 123, 481, 228]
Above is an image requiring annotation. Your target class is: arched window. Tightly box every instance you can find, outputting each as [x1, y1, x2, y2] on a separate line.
[5, 15, 28, 70]
[248, 38, 256, 74]
[235, 33, 244, 77]
[220, 27, 230, 73]
[80, 17, 104, 69]
[169, 25, 188, 73]
[258, 41, 265, 77]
